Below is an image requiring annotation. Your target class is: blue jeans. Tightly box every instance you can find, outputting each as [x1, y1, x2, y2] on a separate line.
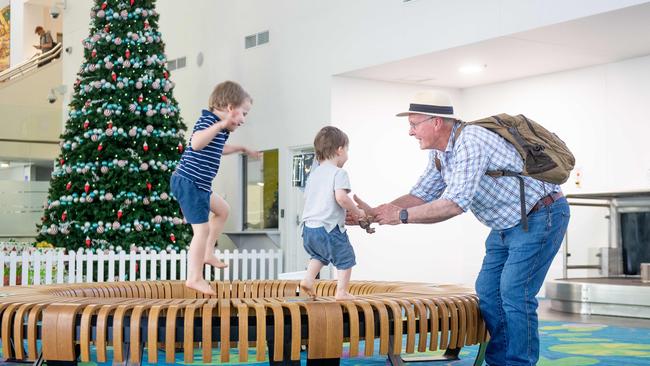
[475, 197, 570, 366]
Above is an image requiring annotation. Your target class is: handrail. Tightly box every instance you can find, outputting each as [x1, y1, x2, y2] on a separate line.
[0, 43, 62, 83]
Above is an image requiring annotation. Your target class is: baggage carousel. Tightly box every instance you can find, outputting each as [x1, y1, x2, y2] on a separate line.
[546, 277, 650, 318]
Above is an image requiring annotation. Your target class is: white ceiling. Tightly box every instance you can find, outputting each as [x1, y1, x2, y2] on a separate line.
[339, 3, 650, 89]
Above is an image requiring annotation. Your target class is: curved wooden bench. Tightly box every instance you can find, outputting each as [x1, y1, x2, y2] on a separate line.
[0, 280, 488, 365]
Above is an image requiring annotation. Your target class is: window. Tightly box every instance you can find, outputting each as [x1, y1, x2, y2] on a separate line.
[242, 149, 279, 230]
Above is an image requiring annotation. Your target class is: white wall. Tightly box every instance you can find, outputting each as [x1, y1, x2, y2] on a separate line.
[57, 0, 650, 286]
[208, 0, 648, 279]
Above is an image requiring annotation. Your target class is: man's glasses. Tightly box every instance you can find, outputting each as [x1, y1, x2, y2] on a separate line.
[409, 116, 434, 130]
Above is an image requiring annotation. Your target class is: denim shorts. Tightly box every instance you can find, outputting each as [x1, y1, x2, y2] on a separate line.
[302, 225, 356, 270]
[170, 173, 210, 224]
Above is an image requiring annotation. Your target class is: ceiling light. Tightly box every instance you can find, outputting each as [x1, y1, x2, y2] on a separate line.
[459, 64, 486, 74]
[0, 161, 10, 168]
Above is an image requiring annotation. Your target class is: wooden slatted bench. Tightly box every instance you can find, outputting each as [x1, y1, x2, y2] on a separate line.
[0, 280, 488, 365]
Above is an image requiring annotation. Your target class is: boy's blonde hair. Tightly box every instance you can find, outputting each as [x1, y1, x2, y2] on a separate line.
[314, 126, 349, 162]
[208, 81, 252, 110]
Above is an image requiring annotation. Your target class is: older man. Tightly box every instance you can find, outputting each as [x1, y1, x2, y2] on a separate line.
[353, 91, 570, 366]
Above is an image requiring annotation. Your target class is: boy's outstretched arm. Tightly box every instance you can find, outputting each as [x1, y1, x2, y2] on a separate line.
[223, 144, 262, 157]
[335, 189, 366, 220]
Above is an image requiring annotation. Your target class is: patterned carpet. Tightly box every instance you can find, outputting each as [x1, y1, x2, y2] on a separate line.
[32, 321, 650, 365]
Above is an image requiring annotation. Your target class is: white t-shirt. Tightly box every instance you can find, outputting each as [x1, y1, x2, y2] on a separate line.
[301, 162, 351, 233]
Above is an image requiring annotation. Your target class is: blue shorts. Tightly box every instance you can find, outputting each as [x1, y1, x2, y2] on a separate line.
[170, 173, 210, 224]
[302, 226, 356, 270]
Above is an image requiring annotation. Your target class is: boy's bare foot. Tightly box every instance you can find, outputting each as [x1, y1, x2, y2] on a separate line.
[204, 255, 228, 269]
[185, 279, 217, 296]
[335, 291, 355, 301]
[300, 279, 316, 300]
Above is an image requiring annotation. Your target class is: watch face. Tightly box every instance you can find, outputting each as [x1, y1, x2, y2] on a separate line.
[400, 209, 408, 223]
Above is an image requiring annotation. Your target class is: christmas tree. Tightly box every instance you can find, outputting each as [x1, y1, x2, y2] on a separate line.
[36, 0, 191, 252]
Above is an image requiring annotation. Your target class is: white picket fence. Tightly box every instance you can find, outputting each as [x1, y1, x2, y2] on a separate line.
[0, 248, 283, 287]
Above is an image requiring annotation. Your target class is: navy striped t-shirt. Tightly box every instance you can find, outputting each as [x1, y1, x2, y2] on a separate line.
[175, 109, 229, 192]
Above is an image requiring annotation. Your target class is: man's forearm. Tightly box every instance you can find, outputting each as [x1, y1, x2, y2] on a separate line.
[390, 194, 426, 209]
[407, 199, 463, 224]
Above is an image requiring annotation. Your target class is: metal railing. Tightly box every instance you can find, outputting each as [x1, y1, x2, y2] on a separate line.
[0, 43, 62, 83]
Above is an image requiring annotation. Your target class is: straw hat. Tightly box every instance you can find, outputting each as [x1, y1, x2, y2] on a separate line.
[396, 91, 456, 118]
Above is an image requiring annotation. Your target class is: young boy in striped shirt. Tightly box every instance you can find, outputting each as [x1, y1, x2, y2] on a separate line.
[171, 81, 259, 295]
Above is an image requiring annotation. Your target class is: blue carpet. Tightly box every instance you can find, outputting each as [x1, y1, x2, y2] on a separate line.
[66, 321, 650, 365]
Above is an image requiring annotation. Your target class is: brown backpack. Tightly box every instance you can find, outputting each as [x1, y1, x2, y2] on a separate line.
[436, 114, 575, 230]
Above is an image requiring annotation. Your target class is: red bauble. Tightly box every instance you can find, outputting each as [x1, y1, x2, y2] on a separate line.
[85, 236, 91, 247]
[117, 209, 123, 220]
[107, 120, 113, 129]
[84, 182, 90, 194]
[161, 95, 167, 103]
[163, 71, 168, 79]
[66, 181, 72, 190]
[138, 94, 143, 103]
[144, 20, 149, 29]
[61, 210, 67, 221]
[83, 120, 90, 129]
[143, 142, 149, 152]
[170, 233, 176, 243]
[130, 0, 135, 6]
[146, 182, 152, 191]
[125, 49, 131, 59]
[104, 24, 110, 33]
[177, 143, 183, 153]
[91, 49, 97, 58]
[101, 2, 107, 10]
[97, 142, 103, 151]
[111, 72, 117, 81]
[59, 158, 65, 165]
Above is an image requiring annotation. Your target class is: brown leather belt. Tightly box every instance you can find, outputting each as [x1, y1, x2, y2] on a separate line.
[529, 191, 564, 214]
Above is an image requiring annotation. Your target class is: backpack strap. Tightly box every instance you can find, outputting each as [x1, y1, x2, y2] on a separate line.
[434, 121, 466, 172]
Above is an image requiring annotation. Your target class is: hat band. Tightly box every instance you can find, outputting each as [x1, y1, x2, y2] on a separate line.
[409, 103, 454, 115]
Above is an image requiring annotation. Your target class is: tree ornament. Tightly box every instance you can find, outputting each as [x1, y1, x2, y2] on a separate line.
[97, 142, 103, 151]
[97, 226, 104, 234]
[91, 49, 97, 58]
[163, 71, 168, 79]
[144, 19, 150, 29]
[84, 182, 90, 193]
[83, 120, 90, 129]
[59, 158, 65, 165]
[146, 181, 152, 191]
[125, 49, 131, 59]
[66, 181, 72, 190]
[143, 141, 149, 152]
[104, 24, 110, 33]
[85, 236, 91, 248]
[138, 94, 143, 102]
[61, 210, 67, 221]
[130, 0, 135, 6]
[177, 143, 183, 153]
[170, 233, 176, 243]
[101, 2, 107, 10]
[111, 71, 117, 81]
[161, 95, 167, 103]
[117, 209, 123, 220]
[107, 120, 113, 129]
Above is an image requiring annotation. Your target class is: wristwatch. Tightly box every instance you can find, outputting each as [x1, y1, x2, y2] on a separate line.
[399, 209, 408, 224]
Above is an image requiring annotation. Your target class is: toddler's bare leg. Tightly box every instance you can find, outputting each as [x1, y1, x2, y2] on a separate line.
[185, 223, 216, 295]
[300, 259, 324, 299]
[205, 193, 229, 269]
[335, 268, 354, 300]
